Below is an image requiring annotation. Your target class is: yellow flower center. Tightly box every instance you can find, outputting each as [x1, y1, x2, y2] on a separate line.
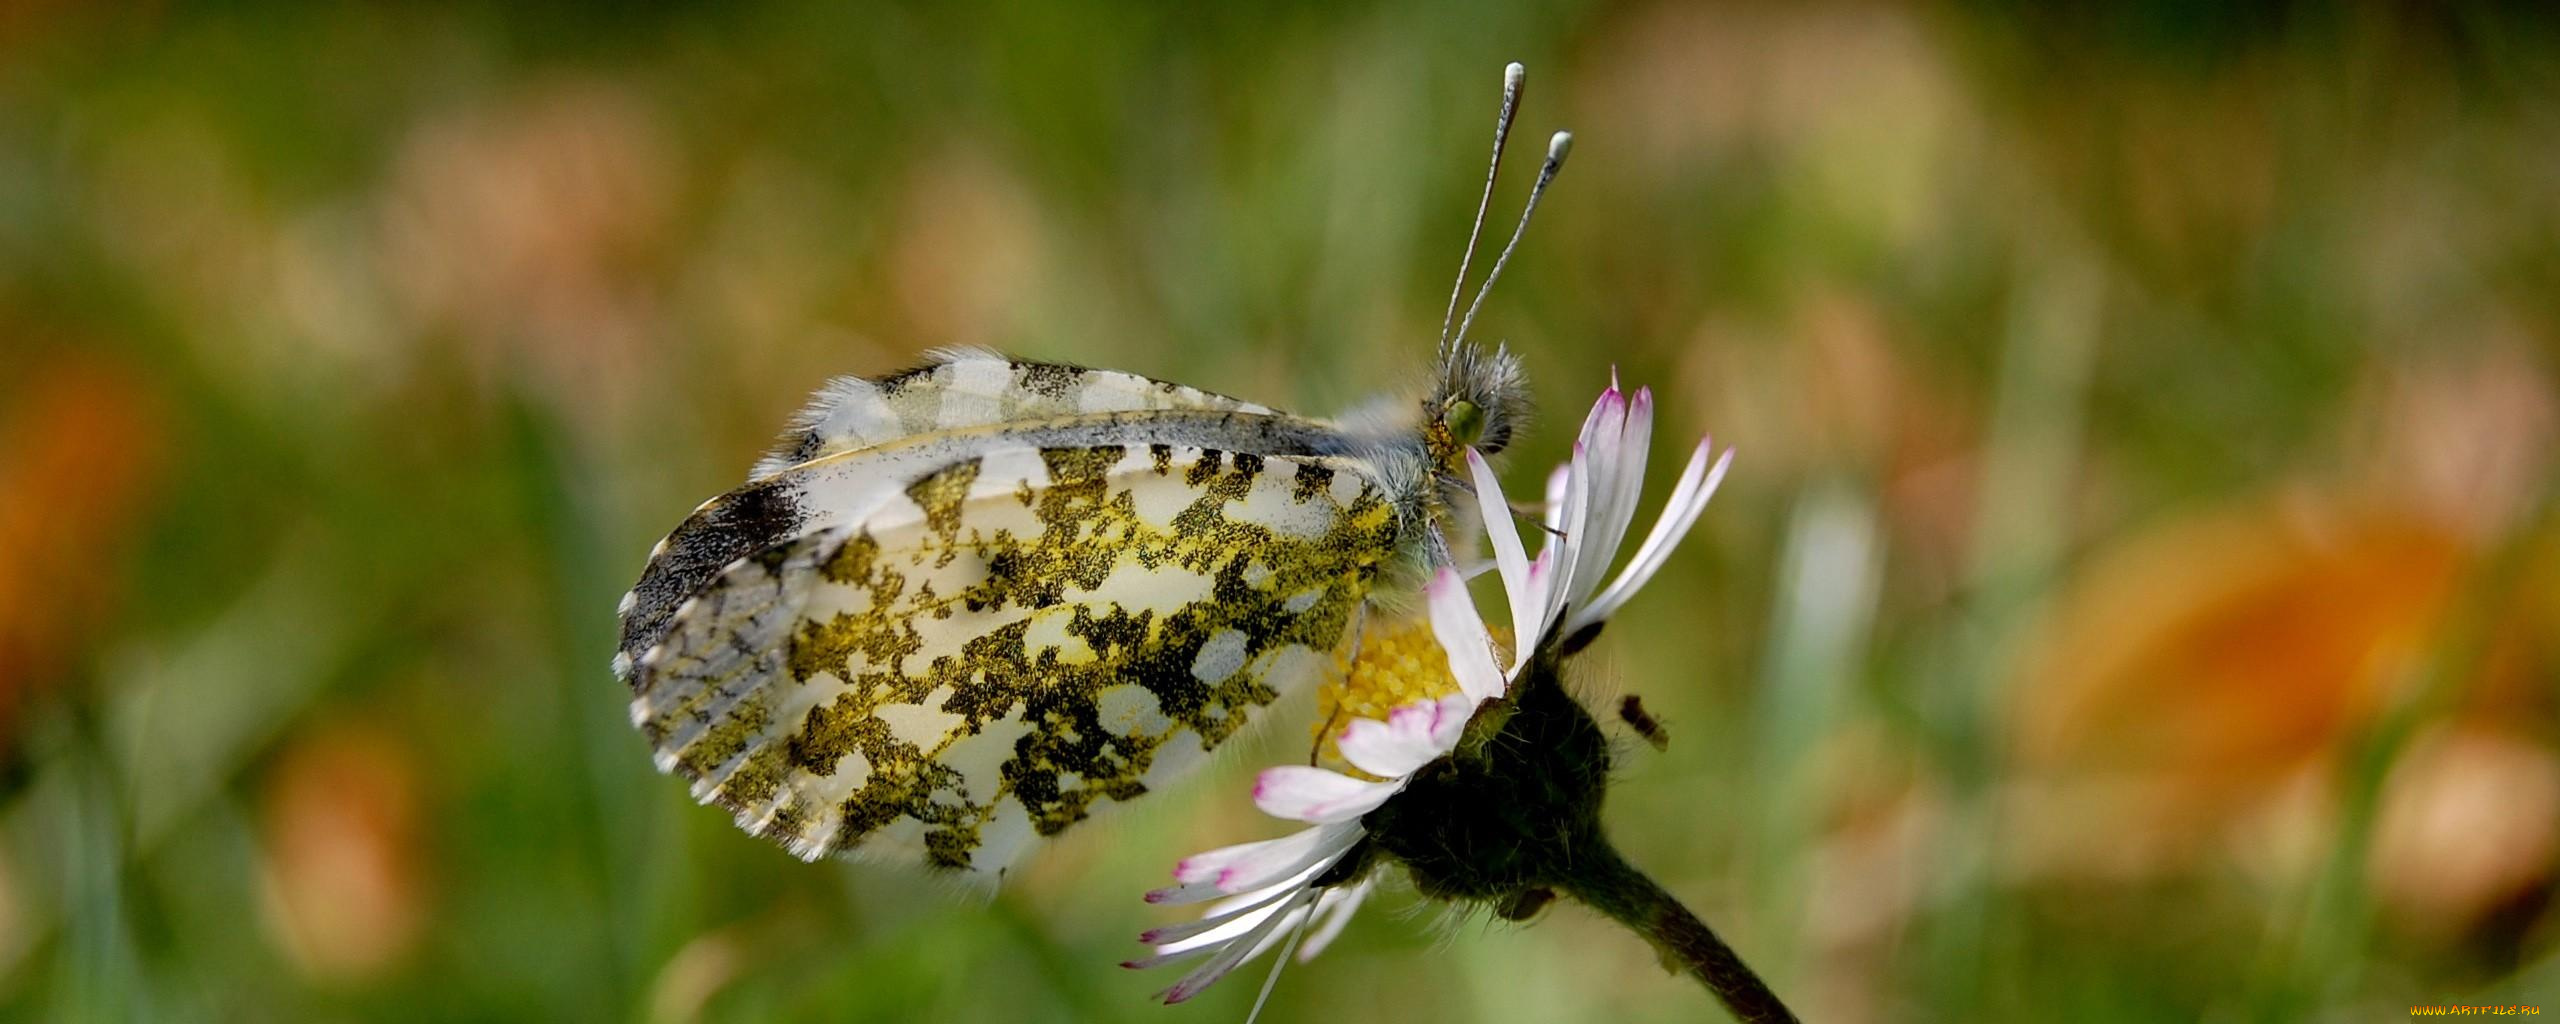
[1311, 612, 1510, 769]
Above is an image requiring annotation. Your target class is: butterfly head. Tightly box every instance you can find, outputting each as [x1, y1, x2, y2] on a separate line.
[1427, 341, 1527, 465]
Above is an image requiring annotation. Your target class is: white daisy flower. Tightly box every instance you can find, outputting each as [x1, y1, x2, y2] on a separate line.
[1129, 379, 1732, 1010]
[1480, 375, 1735, 658]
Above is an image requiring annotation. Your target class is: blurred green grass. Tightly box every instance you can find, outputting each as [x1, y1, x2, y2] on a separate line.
[1, 2, 2556, 1021]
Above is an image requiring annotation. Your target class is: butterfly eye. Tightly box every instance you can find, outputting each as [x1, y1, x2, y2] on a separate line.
[1445, 399, 1487, 447]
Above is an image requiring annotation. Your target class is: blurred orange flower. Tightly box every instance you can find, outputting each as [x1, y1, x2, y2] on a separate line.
[2008, 480, 2557, 957]
[0, 351, 166, 750]
[258, 720, 431, 983]
[2009, 331, 2559, 919]
[378, 79, 677, 422]
[2015, 496, 2466, 809]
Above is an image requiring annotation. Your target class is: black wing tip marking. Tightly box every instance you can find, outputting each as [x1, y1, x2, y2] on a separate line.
[615, 475, 805, 689]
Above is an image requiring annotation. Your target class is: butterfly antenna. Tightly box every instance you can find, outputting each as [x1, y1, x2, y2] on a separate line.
[1438, 62, 1527, 352]
[1451, 130, 1572, 349]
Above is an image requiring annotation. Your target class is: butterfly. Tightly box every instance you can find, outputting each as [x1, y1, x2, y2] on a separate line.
[613, 63, 1572, 881]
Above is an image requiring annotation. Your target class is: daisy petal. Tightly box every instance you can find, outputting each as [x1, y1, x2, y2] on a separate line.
[1338, 698, 1458, 778]
[1151, 823, 1357, 904]
[1573, 381, 1625, 460]
[1296, 879, 1374, 961]
[1160, 890, 1315, 1004]
[1254, 766, 1400, 823]
[1571, 389, 1638, 598]
[1122, 943, 1219, 972]
[1236, 898, 1317, 972]
[1579, 442, 1730, 629]
[1544, 443, 1593, 633]
[1143, 873, 1317, 946]
[1424, 692, 1474, 750]
[1466, 448, 1536, 650]
[1131, 877, 1305, 966]
[1541, 462, 1571, 535]
[1167, 825, 1323, 886]
[1586, 385, 1654, 584]
[1425, 567, 1505, 703]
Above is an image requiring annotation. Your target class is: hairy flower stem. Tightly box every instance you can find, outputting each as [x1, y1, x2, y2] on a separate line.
[1367, 651, 1798, 1022]
[1560, 839, 1797, 1023]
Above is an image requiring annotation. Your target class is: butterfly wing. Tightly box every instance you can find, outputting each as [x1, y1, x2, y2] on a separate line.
[750, 350, 1274, 479]
[615, 406, 1384, 681]
[625, 439, 1407, 878]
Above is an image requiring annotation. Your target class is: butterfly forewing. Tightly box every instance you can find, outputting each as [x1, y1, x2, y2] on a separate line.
[616, 403, 1379, 683]
[628, 440, 1403, 876]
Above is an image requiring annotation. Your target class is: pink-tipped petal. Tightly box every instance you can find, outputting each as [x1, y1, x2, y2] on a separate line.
[1169, 828, 1309, 885]
[1575, 383, 1626, 458]
[1587, 385, 1655, 579]
[1235, 899, 1317, 980]
[1575, 415, 1627, 575]
[1544, 443, 1593, 634]
[1579, 441, 1730, 629]
[1516, 550, 1555, 653]
[1143, 873, 1315, 946]
[1466, 448, 1537, 650]
[1159, 890, 1314, 1004]
[1296, 879, 1374, 962]
[1556, 382, 1651, 624]
[1123, 948, 1208, 970]
[1541, 463, 1571, 535]
[1253, 766, 1399, 824]
[1149, 824, 1355, 904]
[1424, 693, 1474, 750]
[1425, 567, 1507, 703]
[1336, 698, 1457, 778]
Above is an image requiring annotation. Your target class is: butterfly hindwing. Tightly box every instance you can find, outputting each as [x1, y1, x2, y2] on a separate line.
[628, 441, 1403, 876]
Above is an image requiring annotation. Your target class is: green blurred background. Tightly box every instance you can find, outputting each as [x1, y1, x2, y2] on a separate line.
[3, 2, 2557, 1021]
